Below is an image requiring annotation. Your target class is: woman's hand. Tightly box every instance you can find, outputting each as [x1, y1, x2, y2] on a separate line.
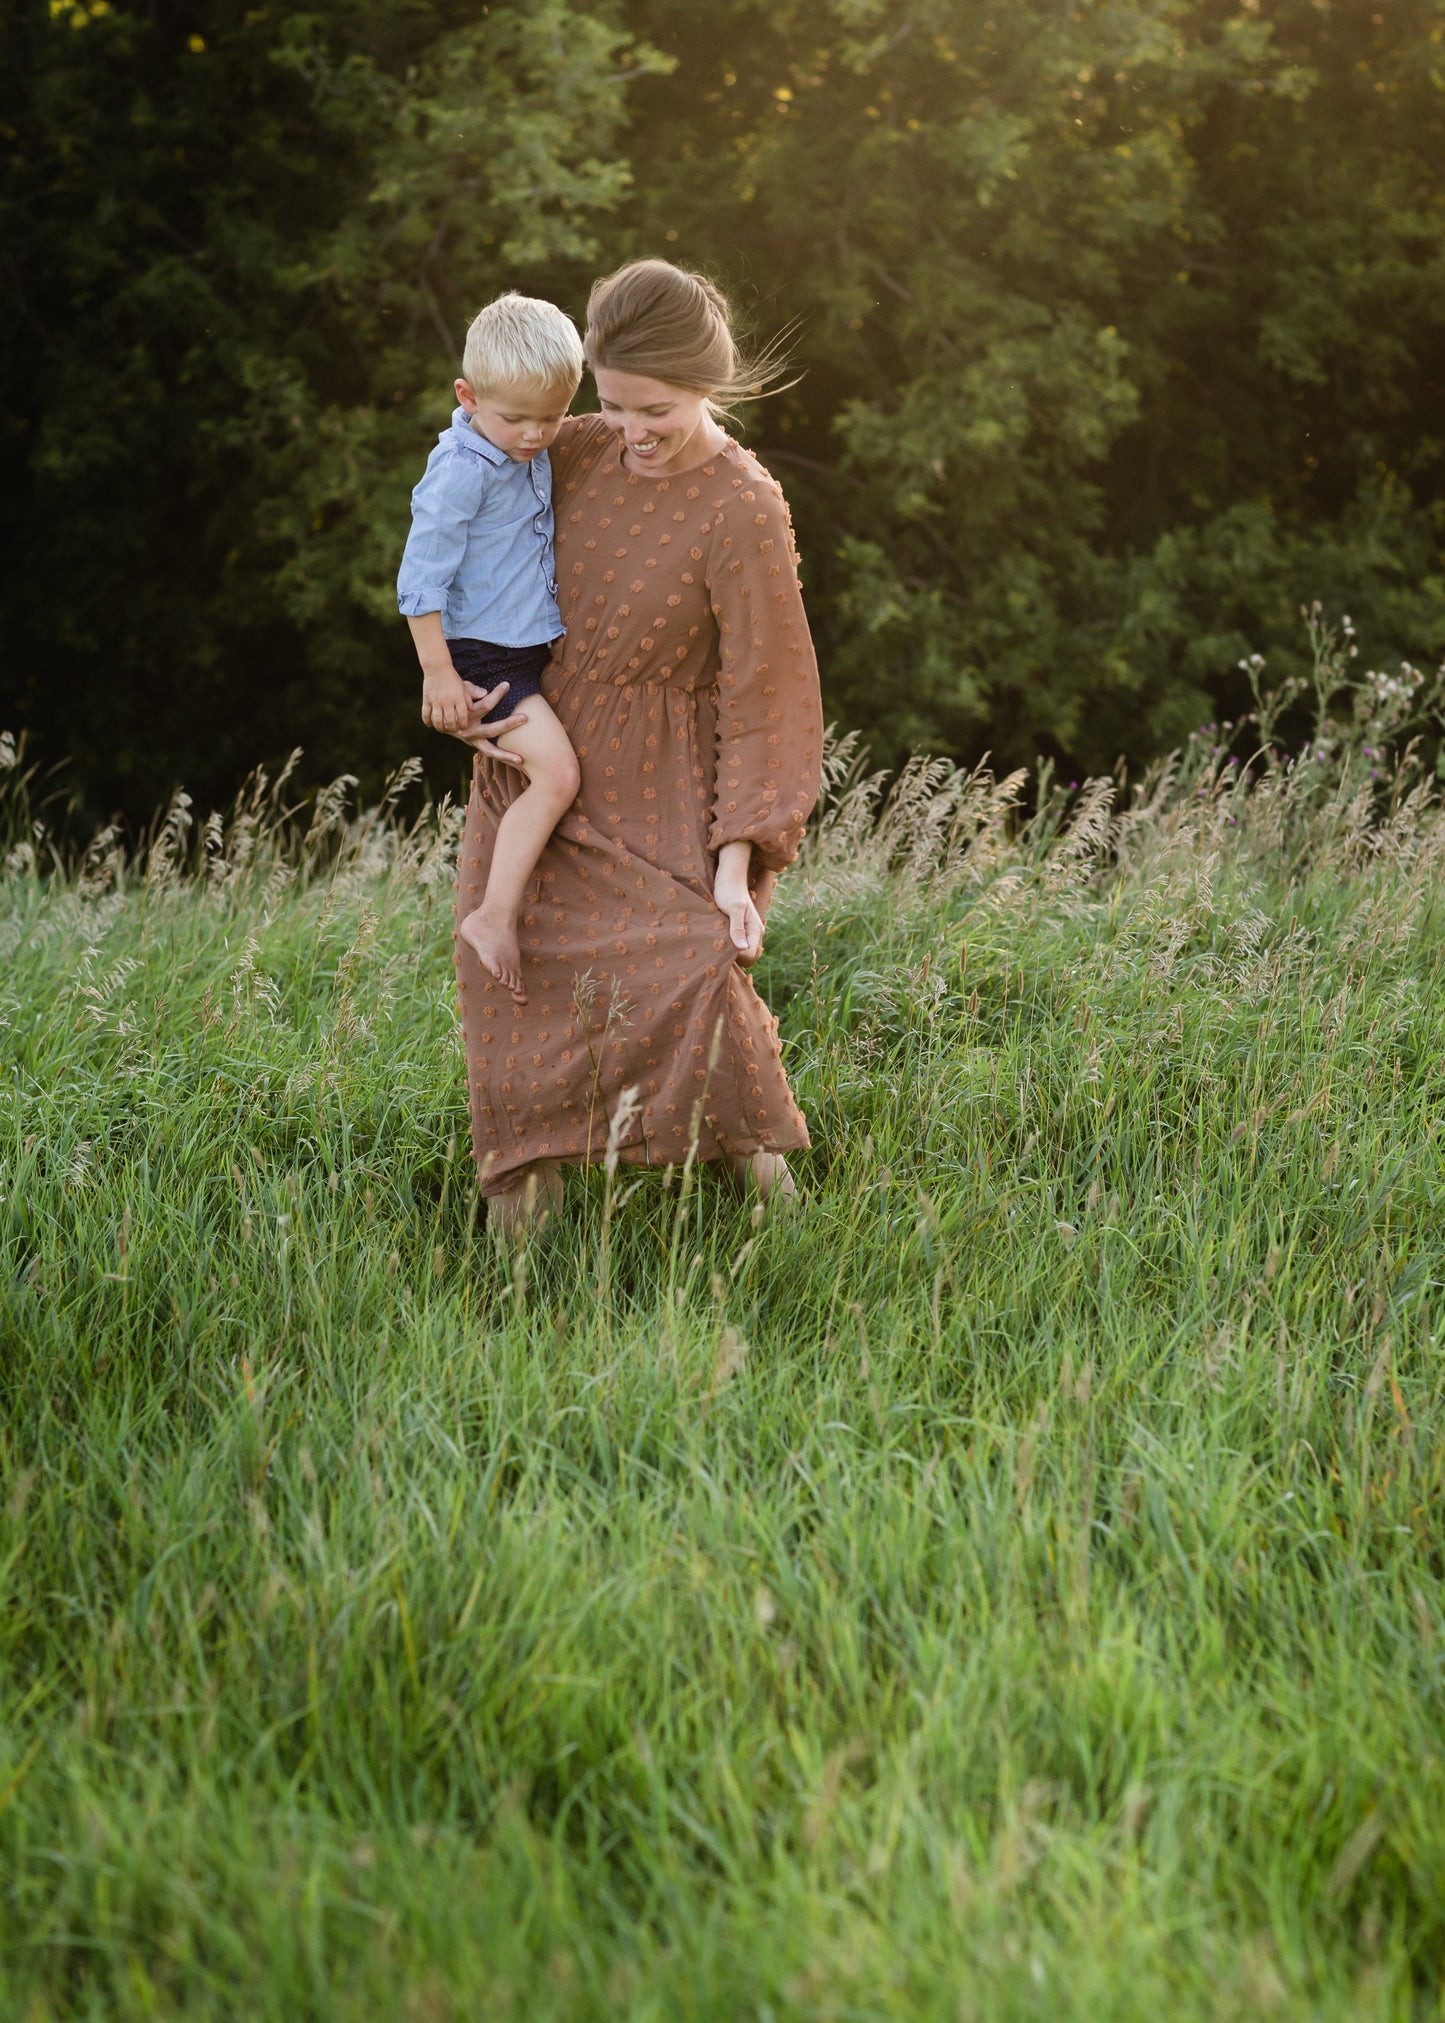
[750, 866, 779, 926]
[453, 682, 528, 767]
[715, 842, 765, 965]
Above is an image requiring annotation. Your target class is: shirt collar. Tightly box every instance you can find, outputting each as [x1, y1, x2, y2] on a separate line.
[449, 408, 509, 466]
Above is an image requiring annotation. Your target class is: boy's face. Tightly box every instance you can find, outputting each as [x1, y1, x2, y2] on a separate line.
[456, 378, 574, 461]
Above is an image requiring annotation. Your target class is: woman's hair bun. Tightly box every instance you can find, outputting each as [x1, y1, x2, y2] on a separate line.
[583, 258, 794, 416]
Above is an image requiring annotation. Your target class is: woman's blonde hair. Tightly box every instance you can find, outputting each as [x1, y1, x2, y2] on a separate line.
[583, 258, 794, 416]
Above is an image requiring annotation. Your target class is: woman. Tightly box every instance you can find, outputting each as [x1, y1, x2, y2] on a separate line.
[452, 259, 823, 1235]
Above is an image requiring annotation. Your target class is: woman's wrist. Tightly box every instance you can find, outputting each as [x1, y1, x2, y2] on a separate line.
[714, 840, 753, 894]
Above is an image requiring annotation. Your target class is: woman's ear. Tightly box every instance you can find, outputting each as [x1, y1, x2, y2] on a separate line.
[455, 378, 480, 415]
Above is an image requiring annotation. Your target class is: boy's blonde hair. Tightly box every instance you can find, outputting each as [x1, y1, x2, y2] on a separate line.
[461, 292, 583, 397]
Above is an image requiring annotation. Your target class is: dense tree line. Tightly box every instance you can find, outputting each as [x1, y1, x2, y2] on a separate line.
[3, 0, 1444, 820]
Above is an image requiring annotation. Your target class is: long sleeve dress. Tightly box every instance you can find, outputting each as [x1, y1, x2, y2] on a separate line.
[454, 413, 824, 1197]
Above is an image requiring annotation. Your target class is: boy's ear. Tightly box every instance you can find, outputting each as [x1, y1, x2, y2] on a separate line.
[455, 378, 480, 415]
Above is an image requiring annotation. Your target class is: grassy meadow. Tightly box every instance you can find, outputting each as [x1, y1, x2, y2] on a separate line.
[2, 639, 1445, 2018]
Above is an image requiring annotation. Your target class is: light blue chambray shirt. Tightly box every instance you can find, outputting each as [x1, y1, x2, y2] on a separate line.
[396, 408, 562, 646]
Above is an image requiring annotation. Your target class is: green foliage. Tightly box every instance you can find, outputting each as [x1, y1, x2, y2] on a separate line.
[0, 0, 663, 815]
[625, 0, 1445, 765]
[3, 0, 1445, 818]
[4, 716, 1445, 2014]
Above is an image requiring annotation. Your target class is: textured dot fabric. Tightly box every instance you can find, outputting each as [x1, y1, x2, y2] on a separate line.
[454, 414, 824, 1198]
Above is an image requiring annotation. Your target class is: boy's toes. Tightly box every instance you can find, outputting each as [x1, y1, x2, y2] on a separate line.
[459, 916, 527, 1001]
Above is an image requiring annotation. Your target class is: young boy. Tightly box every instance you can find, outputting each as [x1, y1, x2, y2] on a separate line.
[397, 292, 583, 1005]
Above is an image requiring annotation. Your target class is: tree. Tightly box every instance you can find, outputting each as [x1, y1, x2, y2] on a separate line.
[3, 0, 1443, 815]
[622, 0, 1445, 770]
[0, 0, 663, 817]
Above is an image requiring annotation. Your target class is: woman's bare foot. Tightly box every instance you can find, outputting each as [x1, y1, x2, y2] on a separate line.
[487, 1164, 563, 1243]
[460, 909, 527, 1004]
[726, 1149, 798, 1208]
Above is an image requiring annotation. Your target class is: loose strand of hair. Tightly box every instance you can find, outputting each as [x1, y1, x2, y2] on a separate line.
[708, 317, 806, 423]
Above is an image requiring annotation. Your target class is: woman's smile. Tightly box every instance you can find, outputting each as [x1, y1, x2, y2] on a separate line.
[594, 365, 725, 477]
[620, 422, 681, 466]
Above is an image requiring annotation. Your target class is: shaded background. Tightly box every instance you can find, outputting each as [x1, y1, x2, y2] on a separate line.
[3, 0, 1443, 826]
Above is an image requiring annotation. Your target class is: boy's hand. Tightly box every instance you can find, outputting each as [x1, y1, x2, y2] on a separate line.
[421, 664, 473, 735]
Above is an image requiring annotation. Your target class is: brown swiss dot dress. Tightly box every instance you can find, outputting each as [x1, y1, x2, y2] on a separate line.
[454, 413, 824, 1197]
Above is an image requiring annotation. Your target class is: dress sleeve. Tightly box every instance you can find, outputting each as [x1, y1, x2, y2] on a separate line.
[547, 411, 612, 492]
[706, 470, 824, 874]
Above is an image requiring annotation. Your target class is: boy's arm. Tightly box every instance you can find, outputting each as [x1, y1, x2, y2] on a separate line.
[407, 612, 472, 735]
[398, 452, 483, 734]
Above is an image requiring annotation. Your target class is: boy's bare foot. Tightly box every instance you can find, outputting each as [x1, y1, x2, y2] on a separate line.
[460, 910, 527, 1004]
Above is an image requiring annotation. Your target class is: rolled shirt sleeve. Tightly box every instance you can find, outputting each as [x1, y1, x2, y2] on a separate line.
[397, 448, 489, 619]
[706, 476, 824, 874]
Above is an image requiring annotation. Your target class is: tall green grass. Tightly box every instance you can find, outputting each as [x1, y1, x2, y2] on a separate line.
[2, 627, 1444, 2020]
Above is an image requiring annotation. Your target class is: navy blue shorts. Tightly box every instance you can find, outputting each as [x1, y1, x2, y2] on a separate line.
[447, 637, 555, 726]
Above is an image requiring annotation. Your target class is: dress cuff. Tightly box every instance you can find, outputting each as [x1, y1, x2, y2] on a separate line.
[709, 822, 802, 875]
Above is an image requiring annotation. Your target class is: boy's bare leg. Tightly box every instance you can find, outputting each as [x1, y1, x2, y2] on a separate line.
[487, 1162, 564, 1242]
[459, 696, 580, 1005]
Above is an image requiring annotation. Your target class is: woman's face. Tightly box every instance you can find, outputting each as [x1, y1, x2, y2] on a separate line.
[593, 367, 716, 475]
